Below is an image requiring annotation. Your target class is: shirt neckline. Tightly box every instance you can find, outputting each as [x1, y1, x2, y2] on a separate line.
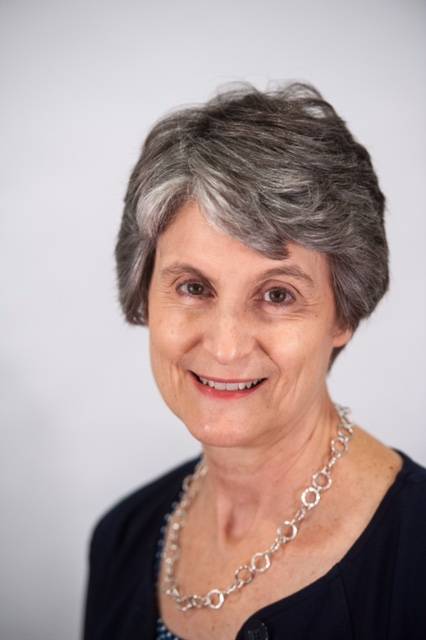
[154, 447, 416, 637]
[238, 447, 415, 623]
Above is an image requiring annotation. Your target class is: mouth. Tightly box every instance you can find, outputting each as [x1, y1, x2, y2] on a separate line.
[189, 370, 268, 396]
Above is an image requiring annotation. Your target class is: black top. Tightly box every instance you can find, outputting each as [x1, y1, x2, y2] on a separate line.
[82, 449, 426, 640]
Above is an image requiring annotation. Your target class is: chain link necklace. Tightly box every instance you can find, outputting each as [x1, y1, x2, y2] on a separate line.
[161, 403, 354, 612]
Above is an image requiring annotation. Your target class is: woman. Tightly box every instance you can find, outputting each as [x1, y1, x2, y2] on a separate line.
[83, 82, 426, 640]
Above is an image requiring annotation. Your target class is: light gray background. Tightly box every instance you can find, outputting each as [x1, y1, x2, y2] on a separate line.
[1, 1, 425, 639]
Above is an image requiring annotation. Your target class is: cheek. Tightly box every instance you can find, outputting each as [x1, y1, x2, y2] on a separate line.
[148, 325, 182, 413]
[148, 308, 193, 380]
[269, 319, 334, 378]
[149, 322, 179, 370]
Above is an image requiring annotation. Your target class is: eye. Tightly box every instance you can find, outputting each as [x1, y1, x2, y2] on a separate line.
[177, 281, 210, 298]
[262, 287, 295, 306]
[176, 281, 295, 307]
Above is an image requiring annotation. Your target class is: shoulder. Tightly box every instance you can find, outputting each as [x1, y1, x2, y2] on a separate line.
[363, 446, 426, 528]
[83, 457, 200, 637]
[343, 427, 426, 519]
[391, 449, 426, 521]
[385, 451, 426, 629]
[88, 455, 200, 561]
[359, 447, 426, 557]
[334, 442, 426, 574]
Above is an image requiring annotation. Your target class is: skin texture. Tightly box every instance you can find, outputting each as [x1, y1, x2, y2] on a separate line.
[148, 200, 351, 449]
[147, 201, 402, 639]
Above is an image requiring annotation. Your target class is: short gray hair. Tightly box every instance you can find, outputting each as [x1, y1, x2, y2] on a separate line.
[115, 82, 388, 366]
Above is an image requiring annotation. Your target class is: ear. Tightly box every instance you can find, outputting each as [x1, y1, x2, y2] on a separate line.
[331, 323, 353, 348]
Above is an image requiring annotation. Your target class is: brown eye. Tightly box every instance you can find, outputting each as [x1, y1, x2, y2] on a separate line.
[178, 281, 209, 297]
[263, 287, 294, 305]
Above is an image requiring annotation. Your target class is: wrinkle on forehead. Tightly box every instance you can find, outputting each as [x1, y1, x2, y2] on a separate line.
[155, 201, 331, 291]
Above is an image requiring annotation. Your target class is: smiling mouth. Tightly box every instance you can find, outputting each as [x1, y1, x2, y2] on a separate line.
[190, 371, 267, 391]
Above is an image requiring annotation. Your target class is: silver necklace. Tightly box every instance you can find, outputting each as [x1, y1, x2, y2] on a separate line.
[161, 403, 354, 612]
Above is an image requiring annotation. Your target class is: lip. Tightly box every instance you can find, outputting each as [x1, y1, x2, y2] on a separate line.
[189, 370, 267, 400]
[191, 371, 266, 383]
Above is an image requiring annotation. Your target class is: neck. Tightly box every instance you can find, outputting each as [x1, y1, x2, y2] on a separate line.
[197, 392, 340, 546]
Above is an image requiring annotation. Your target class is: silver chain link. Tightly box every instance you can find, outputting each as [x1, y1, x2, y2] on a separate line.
[161, 403, 354, 611]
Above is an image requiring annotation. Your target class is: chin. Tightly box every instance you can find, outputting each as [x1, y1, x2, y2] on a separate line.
[182, 416, 260, 449]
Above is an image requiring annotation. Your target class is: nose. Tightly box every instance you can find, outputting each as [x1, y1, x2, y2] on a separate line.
[202, 306, 256, 365]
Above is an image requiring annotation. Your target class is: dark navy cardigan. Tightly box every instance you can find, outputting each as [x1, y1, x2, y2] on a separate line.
[82, 449, 426, 639]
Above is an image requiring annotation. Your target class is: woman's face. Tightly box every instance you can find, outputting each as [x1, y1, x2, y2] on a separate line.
[147, 201, 351, 448]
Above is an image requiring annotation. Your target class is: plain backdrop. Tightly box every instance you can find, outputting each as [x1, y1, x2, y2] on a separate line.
[1, 1, 425, 638]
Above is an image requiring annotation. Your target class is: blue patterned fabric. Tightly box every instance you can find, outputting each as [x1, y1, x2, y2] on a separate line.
[155, 616, 183, 640]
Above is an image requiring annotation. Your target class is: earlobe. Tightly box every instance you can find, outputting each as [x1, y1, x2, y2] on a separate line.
[332, 325, 353, 348]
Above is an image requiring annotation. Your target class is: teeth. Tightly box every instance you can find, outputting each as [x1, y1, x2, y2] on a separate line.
[198, 375, 262, 390]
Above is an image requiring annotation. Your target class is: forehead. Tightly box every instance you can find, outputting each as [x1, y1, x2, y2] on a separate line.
[155, 200, 330, 285]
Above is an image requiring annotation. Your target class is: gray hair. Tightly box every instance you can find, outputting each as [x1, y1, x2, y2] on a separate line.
[115, 81, 388, 366]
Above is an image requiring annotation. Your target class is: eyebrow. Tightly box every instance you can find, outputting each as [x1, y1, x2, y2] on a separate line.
[160, 261, 315, 289]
